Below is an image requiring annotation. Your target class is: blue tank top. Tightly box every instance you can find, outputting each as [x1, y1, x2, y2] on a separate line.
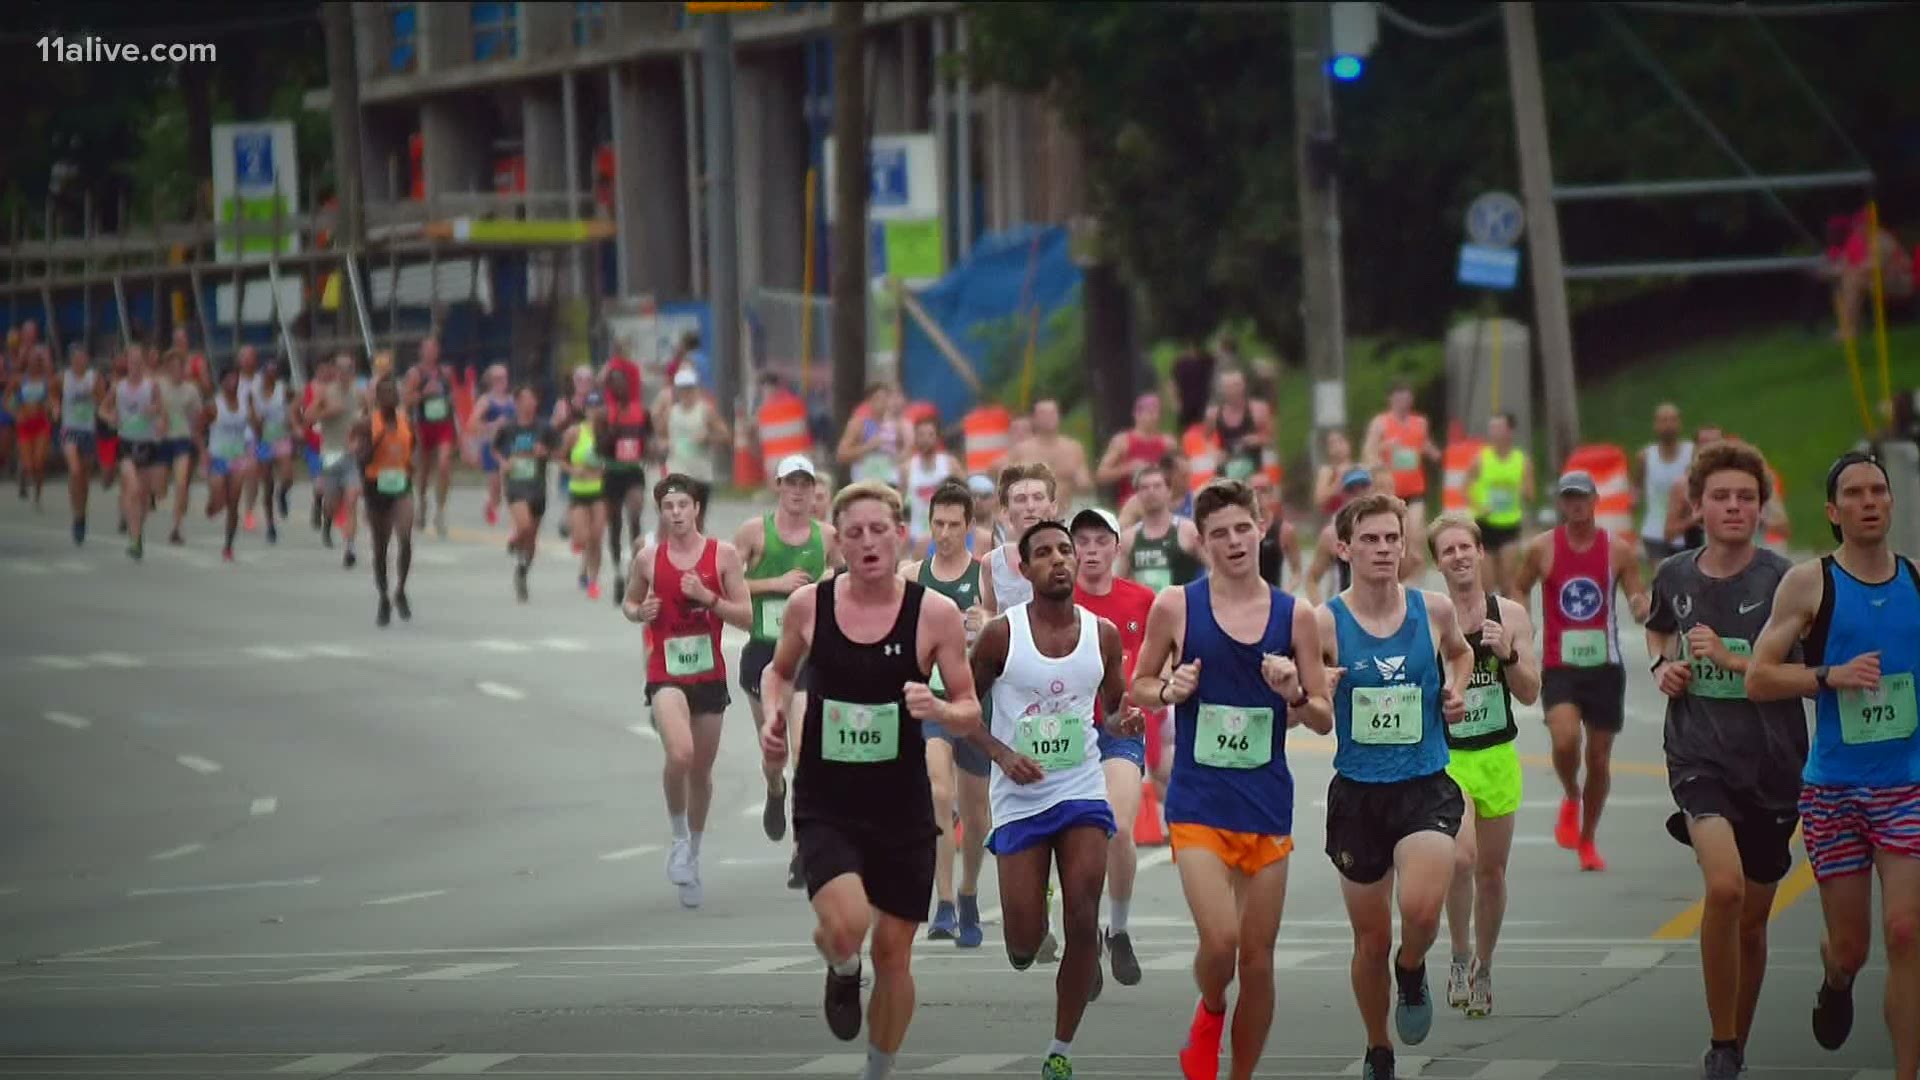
[1166, 579, 1296, 836]
[1329, 589, 1449, 783]
[1807, 556, 1920, 789]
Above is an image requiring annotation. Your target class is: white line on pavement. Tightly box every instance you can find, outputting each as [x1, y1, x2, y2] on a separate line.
[364, 890, 448, 907]
[285, 965, 406, 983]
[541, 637, 589, 651]
[476, 681, 526, 700]
[127, 877, 320, 898]
[33, 656, 85, 670]
[1344, 1056, 1430, 1076]
[473, 639, 531, 653]
[271, 1055, 381, 1075]
[1471, 1062, 1559, 1080]
[414, 1055, 519, 1074]
[1137, 847, 1174, 872]
[920, 1055, 1026, 1074]
[598, 845, 661, 862]
[251, 797, 279, 816]
[305, 644, 367, 659]
[57, 941, 160, 959]
[794, 1056, 866, 1075]
[1601, 946, 1670, 970]
[176, 754, 222, 774]
[0, 887, 19, 897]
[148, 843, 205, 862]
[711, 956, 815, 975]
[402, 964, 516, 981]
[43, 710, 92, 730]
[87, 651, 146, 668]
[626, 723, 659, 740]
[739, 800, 766, 818]
[244, 645, 306, 661]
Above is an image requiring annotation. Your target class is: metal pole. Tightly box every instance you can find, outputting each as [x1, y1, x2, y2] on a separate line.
[931, 18, 950, 264]
[829, 1, 868, 436]
[188, 264, 215, 365]
[683, 55, 704, 299]
[344, 255, 377, 357]
[701, 11, 741, 485]
[1293, 1, 1347, 472]
[954, 15, 972, 260]
[561, 69, 585, 297]
[324, 0, 367, 252]
[113, 274, 133, 351]
[1503, 2, 1580, 466]
[608, 66, 633, 297]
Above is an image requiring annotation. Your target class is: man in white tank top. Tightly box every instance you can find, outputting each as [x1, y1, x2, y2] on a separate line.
[1635, 403, 1694, 562]
[980, 461, 1058, 613]
[904, 416, 959, 548]
[965, 519, 1141, 1080]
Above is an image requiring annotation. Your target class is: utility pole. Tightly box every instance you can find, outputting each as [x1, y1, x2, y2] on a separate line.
[829, 1, 869, 439]
[1502, 2, 1579, 466]
[701, 12, 741, 485]
[323, 3, 366, 252]
[1293, 2, 1347, 470]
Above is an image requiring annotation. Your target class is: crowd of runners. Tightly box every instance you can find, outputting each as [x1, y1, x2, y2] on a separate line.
[3, 326, 1916, 1080]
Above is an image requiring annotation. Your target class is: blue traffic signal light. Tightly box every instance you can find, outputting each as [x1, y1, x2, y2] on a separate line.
[1330, 55, 1363, 81]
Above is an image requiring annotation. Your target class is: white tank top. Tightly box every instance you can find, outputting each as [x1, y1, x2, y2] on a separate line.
[906, 452, 956, 539]
[256, 382, 290, 442]
[1639, 441, 1694, 540]
[666, 401, 713, 481]
[61, 370, 97, 431]
[987, 604, 1108, 827]
[115, 378, 160, 442]
[987, 544, 1031, 609]
[209, 395, 253, 460]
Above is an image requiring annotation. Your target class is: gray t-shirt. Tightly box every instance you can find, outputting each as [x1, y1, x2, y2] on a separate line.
[1647, 547, 1808, 811]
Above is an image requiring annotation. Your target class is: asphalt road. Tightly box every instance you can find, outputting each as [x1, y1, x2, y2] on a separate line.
[0, 485, 1898, 1079]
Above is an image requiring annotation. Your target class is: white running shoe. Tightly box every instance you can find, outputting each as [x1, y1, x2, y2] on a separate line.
[667, 838, 696, 886]
[1447, 959, 1471, 1009]
[677, 863, 703, 909]
[1466, 964, 1493, 1018]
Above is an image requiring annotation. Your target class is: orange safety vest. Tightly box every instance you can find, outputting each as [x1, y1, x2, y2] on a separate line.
[1440, 438, 1485, 513]
[963, 405, 1012, 478]
[1378, 412, 1429, 498]
[756, 390, 810, 478]
[1182, 424, 1219, 494]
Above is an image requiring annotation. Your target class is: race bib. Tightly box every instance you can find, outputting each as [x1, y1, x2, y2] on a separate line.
[663, 634, 716, 677]
[1015, 713, 1087, 772]
[264, 420, 289, 442]
[120, 414, 153, 439]
[423, 399, 449, 421]
[1352, 684, 1423, 746]
[21, 383, 45, 403]
[758, 596, 787, 639]
[616, 437, 642, 463]
[822, 699, 900, 763]
[1486, 487, 1518, 514]
[1224, 456, 1257, 481]
[508, 458, 537, 482]
[1134, 566, 1173, 591]
[1560, 629, 1608, 668]
[68, 402, 95, 427]
[1839, 672, 1919, 746]
[212, 435, 246, 460]
[1452, 684, 1509, 739]
[1194, 703, 1273, 769]
[1688, 637, 1751, 700]
[1392, 447, 1419, 471]
[376, 468, 408, 494]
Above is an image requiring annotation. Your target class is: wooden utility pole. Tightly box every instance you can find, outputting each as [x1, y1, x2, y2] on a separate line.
[829, 1, 869, 438]
[1503, 2, 1579, 465]
[1293, 1, 1348, 469]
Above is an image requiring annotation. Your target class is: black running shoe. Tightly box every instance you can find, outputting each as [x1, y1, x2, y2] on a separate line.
[1813, 975, 1855, 1050]
[823, 966, 863, 1041]
[343, 549, 357, 569]
[1362, 1045, 1395, 1080]
[514, 566, 529, 603]
[1106, 928, 1141, 986]
[763, 782, 788, 842]
[377, 596, 392, 627]
[787, 849, 805, 890]
[394, 592, 412, 621]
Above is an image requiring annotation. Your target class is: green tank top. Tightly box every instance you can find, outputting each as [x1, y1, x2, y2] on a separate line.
[747, 513, 827, 641]
[1472, 446, 1527, 527]
[917, 555, 983, 698]
[569, 425, 604, 496]
[1129, 519, 1201, 591]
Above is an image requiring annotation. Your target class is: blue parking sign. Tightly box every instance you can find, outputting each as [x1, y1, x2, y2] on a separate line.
[234, 132, 275, 189]
[1457, 243, 1520, 291]
[870, 146, 908, 209]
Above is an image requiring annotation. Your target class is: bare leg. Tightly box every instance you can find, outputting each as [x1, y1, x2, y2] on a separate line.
[1580, 728, 1616, 845]
[1446, 798, 1479, 959]
[1546, 706, 1583, 803]
[653, 688, 694, 818]
[1342, 871, 1396, 1049]
[1103, 758, 1142, 924]
[925, 740, 959, 906]
[1690, 816, 1748, 1044]
[1051, 827, 1111, 1046]
[685, 710, 725, 835]
[866, 911, 922, 1054]
[1225, 857, 1290, 1080]
[1877, 852, 1920, 1080]
[1472, 811, 1515, 969]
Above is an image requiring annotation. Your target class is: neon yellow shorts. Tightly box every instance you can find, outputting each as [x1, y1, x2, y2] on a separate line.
[1446, 741, 1523, 820]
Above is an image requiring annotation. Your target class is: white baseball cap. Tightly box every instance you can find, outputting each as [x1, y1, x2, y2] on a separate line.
[673, 366, 699, 388]
[776, 454, 817, 480]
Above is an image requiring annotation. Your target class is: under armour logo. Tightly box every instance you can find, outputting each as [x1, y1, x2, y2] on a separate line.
[1373, 656, 1407, 682]
[883, 643, 902, 656]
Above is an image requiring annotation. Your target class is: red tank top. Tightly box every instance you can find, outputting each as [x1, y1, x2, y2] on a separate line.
[1117, 431, 1172, 504]
[645, 537, 727, 685]
[1075, 577, 1163, 726]
[1542, 526, 1618, 669]
[1379, 413, 1428, 497]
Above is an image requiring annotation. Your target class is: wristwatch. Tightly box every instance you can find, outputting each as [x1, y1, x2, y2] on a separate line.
[1649, 655, 1668, 675]
[1502, 648, 1520, 666]
[1815, 665, 1831, 691]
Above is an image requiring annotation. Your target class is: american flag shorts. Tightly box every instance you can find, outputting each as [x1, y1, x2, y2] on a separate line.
[1799, 781, 1920, 882]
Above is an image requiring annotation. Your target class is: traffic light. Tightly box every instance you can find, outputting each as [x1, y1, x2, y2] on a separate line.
[1329, 2, 1378, 81]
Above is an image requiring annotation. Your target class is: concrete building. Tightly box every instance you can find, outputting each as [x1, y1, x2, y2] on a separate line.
[344, 1, 1086, 311]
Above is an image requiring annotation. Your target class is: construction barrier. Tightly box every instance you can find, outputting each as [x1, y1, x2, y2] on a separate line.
[963, 404, 1013, 479]
[1183, 424, 1219, 494]
[734, 404, 766, 488]
[1260, 447, 1284, 491]
[1134, 778, 1167, 847]
[1441, 438, 1485, 514]
[756, 389, 811, 479]
[1563, 444, 1634, 538]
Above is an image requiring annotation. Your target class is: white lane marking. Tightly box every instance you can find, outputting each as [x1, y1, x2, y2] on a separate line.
[1471, 1062, 1559, 1080]
[272, 1055, 381, 1074]
[473, 639, 531, 653]
[44, 710, 92, 730]
[794, 1056, 867, 1074]
[88, 652, 146, 668]
[1601, 946, 1670, 969]
[598, 845, 661, 862]
[251, 797, 279, 816]
[402, 963, 516, 981]
[176, 754, 222, 774]
[1345, 1056, 1429, 1076]
[7, 560, 50, 575]
[306, 643, 367, 659]
[1142, 952, 1192, 971]
[717, 856, 790, 866]
[53, 559, 90, 573]
[244, 645, 306, 661]
[149, 843, 205, 862]
[58, 941, 160, 958]
[739, 800, 766, 819]
[286, 965, 406, 983]
[414, 1054, 519, 1074]
[364, 890, 448, 907]
[476, 681, 526, 701]
[541, 637, 589, 652]
[711, 956, 815, 975]
[627, 723, 660, 741]
[33, 656, 86, 670]
[128, 877, 320, 898]
[922, 1055, 1026, 1074]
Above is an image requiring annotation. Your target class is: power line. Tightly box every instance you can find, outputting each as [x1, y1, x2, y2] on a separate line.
[1377, 4, 1500, 40]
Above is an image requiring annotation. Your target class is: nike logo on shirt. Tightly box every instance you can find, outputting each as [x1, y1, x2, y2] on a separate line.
[1738, 600, 1765, 615]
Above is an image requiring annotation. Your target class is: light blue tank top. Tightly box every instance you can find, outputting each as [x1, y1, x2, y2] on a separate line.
[1165, 579, 1296, 836]
[1329, 589, 1449, 783]
[1808, 556, 1920, 789]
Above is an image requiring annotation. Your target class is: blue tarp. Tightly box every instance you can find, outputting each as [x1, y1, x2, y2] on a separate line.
[899, 224, 1082, 425]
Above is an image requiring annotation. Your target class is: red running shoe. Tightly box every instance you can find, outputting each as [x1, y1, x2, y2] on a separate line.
[1555, 798, 1579, 850]
[1578, 840, 1607, 872]
[586, 581, 602, 601]
[1178, 998, 1225, 1080]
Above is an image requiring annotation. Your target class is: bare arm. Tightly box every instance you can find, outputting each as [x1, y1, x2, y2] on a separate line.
[835, 417, 868, 466]
[978, 556, 997, 614]
[1746, 562, 1825, 702]
[1512, 534, 1550, 604]
[1615, 535, 1652, 622]
[917, 593, 981, 735]
[1097, 618, 1128, 723]
[1523, 455, 1537, 504]
[1496, 597, 1542, 705]
[621, 542, 658, 620]
[1129, 587, 1188, 708]
[1288, 600, 1333, 734]
[1178, 517, 1210, 570]
[1117, 526, 1139, 580]
[1431, 590, 1475, 699]
[961, 616, 1015, 762]
[1095, 433, 1133, 484]
[758, 582, 818, 761]
[696, 543, 753, 630]
[822, 522, 845, 573]
[1283, 522, 1304, 582]
[1303, 527, 1336, 604]
[1360, 415, 1386, 469]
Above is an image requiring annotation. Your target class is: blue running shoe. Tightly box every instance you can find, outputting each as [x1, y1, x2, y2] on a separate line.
[1394, 962, 1433, 1045]
[928, 901, 958, 941]
[955, 893, 984, 949]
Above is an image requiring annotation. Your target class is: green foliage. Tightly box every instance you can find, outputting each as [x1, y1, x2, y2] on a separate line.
[968, 285, 1087, 411]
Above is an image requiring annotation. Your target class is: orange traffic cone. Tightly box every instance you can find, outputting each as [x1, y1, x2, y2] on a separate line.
[1134, 778, 1168, 847]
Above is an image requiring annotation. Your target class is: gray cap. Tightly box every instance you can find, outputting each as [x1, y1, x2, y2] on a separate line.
[1070, 506, 1120, 538]
[1557, 470, 1597, 496]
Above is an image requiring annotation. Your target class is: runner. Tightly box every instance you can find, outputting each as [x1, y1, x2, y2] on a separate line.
[899, 479, 992, 948]
[1096, 393, 1174, 507]
[757, 480, 979, 1079]
[735, 455, 839, 868]
[659, 366, 728, 484]
[967, 518, 1139, 1080]
[1007, 399, 1094, 512]
[1208, 370, 1273, 484]
[1427, 512, 1541, 1022]
[1251, 472, 1302, 590]
[1361, 383, 1441, 580]
[1313, 430, 1359, 518]
[1749, 450, 1920, 1080]
[981, 462, 1059, 614]
[203, 367, 256, 562]
[156, 350, 204, 546]
[1462, 412, 1532, 597]
[232, 345, 263, 532]
[493, 386, 558, 602]
[11, 345, 52, 509]
[903, 416, 960, 549]
[550, 364, 596, 544]
[311, 353, 363, 566]
[1319, 493, 1474, 1080]
[250, 361, 295, 546]
[297, 364, 327, 532]
[1130, 478, 1331, 1080]
[623, 473, 751, 908]
[1513, 471, 1652, 871]
[1069, 506, 1157, 987]
[353, 375, 419, 627]
[1666, 425, 1726, 555]
[836, 382, 906, 488]
[1304, 468, 1377, 603]
[603, 364, 653, 599]
[54, 344, 105, 546]
[1120, 460, 1205, 591]
[402, 336, 459, 538]
[98, 349, 126, 507]
[469, 363, 515, 528]
[106, 345, 168, 560]
[1635, 403, 1695, 564]
[1644, 440, 1806, 1080]
[969, 474, 1004, 553]
[562, 392, 611, 601]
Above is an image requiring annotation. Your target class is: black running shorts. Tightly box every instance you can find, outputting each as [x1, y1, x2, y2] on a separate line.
[796, 818, 935, 924]
[1541, 665, 1626, 733]
[738, 638, 812, 700]
[645, 679, 731, 717]
[1325, 770, 1465, 885]
[1666, 774, 1800, 886]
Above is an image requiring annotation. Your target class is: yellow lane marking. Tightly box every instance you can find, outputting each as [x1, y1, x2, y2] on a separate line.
[1651, 825, 1815, 940]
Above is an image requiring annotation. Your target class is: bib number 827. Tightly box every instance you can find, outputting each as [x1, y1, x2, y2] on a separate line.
[837, 729, 885, 747]
[1460, 707, 1488, 727]
[1216, 733, 1252, 752]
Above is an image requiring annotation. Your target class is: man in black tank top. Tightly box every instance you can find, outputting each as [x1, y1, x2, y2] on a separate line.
[759, 480, 979, 1078]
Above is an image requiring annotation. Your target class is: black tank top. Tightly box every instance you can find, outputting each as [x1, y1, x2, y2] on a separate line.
[1445, 591, 1519, 751]
[1259, 519, 1284, 587]
[794, 579, 936, 840]
[1217, 406, 1259, 480]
